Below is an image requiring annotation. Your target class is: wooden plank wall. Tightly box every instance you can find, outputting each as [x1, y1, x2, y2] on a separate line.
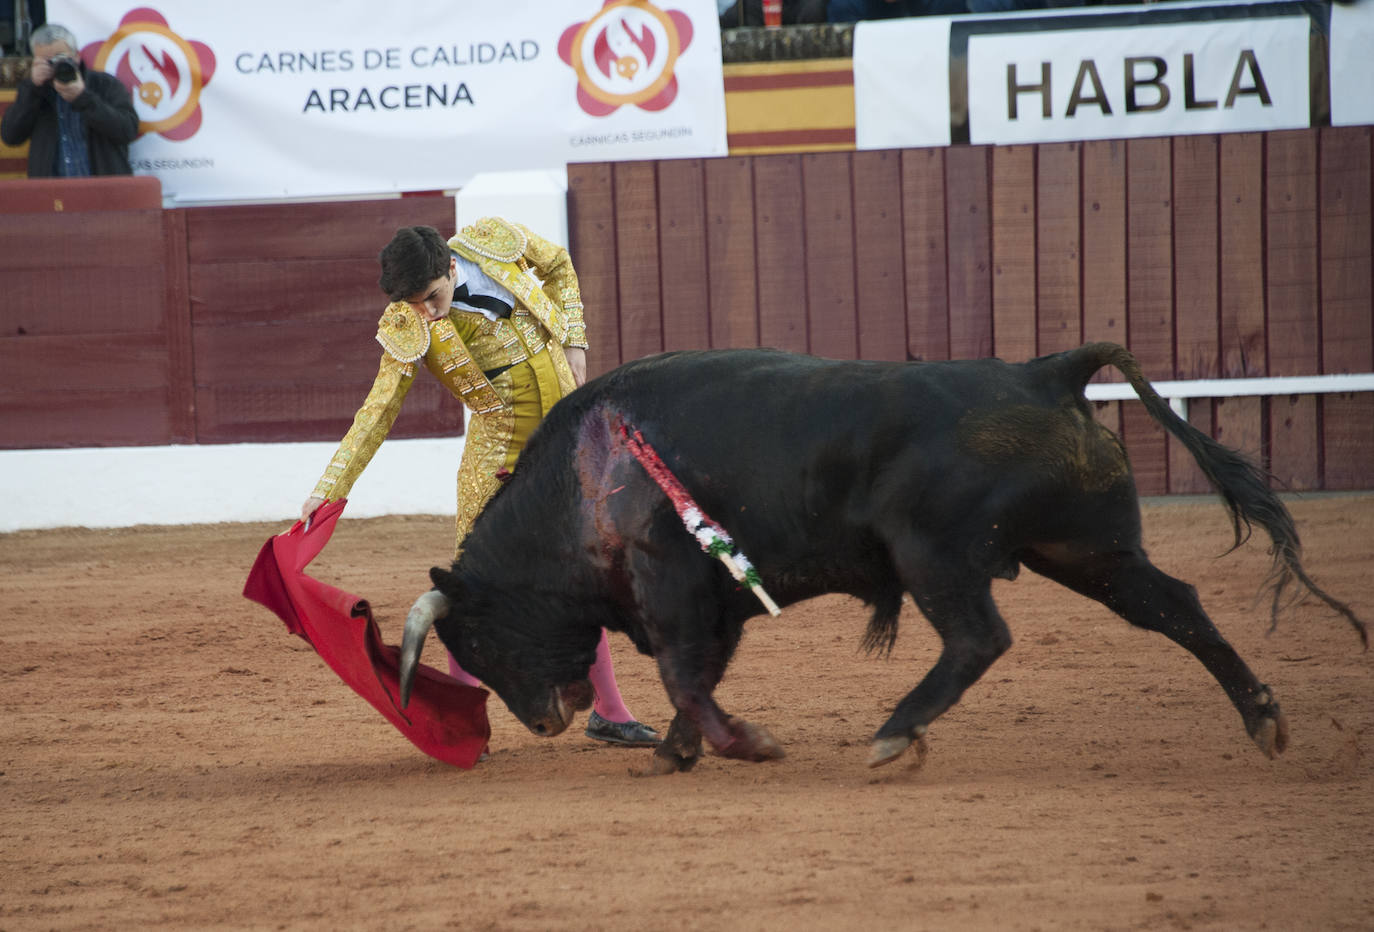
[1, 206, 177, 447]
[0, 194, 456, 448]
[1320, 127, 1374, 489]
[183, 196, 457, 444]
[567, 126, 1374, 492]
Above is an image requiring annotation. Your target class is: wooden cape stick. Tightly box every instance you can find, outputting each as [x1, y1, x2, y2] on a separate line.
[621, 425, 782, 617]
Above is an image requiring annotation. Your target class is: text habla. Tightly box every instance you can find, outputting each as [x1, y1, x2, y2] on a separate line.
[1007, 50, 1273, 120]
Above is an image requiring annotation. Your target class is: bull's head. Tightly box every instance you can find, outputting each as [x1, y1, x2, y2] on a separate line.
[398, 567, 598, 737]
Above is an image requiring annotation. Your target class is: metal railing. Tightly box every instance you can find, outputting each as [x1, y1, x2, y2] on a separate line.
[1085, 373, 1374, 419]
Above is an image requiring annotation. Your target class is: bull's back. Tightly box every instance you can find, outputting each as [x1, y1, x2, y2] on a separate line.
[584, 349, 965, 487]
[554, 348, 1132, 562]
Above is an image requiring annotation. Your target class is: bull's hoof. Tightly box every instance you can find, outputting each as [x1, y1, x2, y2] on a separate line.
[715, 719, 785, 762]
[632, 747, 699, 777]
[868, 732, 929, 769]
[1250, 711, 1290, 759]
[1247, 688, 1289, 759]
[868, 735, 909, 768]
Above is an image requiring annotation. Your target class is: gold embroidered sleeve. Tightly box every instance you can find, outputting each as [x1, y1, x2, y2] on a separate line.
[311, 353, 416, 501]
[518, 222, 589, 349]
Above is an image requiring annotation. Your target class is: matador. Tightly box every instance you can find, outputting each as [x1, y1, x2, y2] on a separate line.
[300, 219, 660, 749]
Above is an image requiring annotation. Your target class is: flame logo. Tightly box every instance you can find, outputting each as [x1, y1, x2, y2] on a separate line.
[559, 0, 694, 117]
[84, 8, 215, 141]
[136, 45, 180, 107]
[594, 19, 655, 81]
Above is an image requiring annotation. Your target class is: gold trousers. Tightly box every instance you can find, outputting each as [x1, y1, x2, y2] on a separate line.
[452, 351, 562, 557]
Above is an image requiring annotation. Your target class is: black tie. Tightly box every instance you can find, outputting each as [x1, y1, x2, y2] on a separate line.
[454, 281, 512, 318]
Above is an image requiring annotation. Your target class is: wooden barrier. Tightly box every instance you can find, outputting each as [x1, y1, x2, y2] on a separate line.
[2, 125, 1370, 493]
[181, 197, 459, 444]
[0, 176, 176, 447]
[0, 174, 161, 211]
[0, 190, 456, 448]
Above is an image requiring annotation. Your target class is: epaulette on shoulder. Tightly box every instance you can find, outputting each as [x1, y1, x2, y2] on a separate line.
[451, 217, 526, 263]
[375, 301, 430, 363]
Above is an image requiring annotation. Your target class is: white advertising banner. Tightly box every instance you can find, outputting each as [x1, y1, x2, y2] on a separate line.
[51, 0, 727, 203]
[964, 15, 1308, 145]
[856, 1, 1344, 150]
[1330, 0, 1374, 127]
[851, 18, 954, 150]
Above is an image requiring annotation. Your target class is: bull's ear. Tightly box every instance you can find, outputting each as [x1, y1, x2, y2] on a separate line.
[429, 565, 456, 590]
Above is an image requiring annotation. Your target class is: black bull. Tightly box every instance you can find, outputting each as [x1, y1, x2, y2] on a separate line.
[399, 343, 1366, 774]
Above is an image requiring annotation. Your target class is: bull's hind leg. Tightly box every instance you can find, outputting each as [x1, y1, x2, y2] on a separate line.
[870, 574, 1012, 768]
[1022, 547, 1289, 758]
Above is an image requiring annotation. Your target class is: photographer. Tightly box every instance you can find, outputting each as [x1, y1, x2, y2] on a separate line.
[0, 23, 138, 177]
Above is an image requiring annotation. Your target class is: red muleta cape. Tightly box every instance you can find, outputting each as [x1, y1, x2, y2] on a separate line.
[242, 499, 489, 768]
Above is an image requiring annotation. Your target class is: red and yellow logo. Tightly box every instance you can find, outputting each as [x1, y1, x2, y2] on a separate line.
[82, 8, 216, 141]
[558, 0, 694, 117]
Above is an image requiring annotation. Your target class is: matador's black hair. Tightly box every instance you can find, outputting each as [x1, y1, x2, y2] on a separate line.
[378, 225, 450, 301]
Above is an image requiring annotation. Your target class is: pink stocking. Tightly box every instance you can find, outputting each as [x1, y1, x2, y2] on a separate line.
[446, 652, 490, 758]
[449, 632, 636, 723]
[446, 651, 482, 688]
[590, 628, 635, 723]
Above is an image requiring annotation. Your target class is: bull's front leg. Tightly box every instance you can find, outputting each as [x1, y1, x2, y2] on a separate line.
[643, 645, 784, 775]
[641, 710, 703, 776]
[649, 692, 784, 773]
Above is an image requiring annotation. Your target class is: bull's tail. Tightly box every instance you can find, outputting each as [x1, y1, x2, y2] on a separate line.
[1060, 341, 1367, 648]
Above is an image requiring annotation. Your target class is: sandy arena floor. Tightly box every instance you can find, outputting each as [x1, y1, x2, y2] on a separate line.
[2, 494, 1372, 930]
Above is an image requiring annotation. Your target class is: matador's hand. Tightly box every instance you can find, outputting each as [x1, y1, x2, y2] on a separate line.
[300, 496, 326, 525]
[565, 346, 587, 386]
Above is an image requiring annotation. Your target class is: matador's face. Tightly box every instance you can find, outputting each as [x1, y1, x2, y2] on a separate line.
[406, 258, 456, 322]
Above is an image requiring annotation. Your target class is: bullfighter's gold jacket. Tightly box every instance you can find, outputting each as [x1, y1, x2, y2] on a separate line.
[310, 217, 587, 505]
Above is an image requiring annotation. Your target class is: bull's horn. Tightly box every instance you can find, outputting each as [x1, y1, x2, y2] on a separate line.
[399, 589, 449, 708]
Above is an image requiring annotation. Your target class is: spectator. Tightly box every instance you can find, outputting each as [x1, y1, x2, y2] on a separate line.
[0, 23, 138, 177]
[968, 0, 1087, 9]
[722, 0, 829, 28]
[828, 0, 1083, 21]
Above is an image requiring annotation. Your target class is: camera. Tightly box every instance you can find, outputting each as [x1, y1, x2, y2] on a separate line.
[50, 55, 79, 83]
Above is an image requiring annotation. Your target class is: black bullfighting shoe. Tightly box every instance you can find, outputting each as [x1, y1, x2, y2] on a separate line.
[584, 711, 662, 747]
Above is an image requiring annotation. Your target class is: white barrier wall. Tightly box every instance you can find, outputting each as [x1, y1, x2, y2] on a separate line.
[455, 169, 569, 246]
[0, 437, 467, 532]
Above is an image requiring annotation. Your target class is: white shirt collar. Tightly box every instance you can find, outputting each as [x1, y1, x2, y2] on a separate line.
[449, 251, 516, 321]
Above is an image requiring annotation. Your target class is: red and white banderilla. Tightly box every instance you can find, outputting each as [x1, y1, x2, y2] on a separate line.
[620, 425, 781, 617]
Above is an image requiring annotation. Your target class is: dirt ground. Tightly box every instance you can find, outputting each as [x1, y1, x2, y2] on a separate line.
[2, 494, 1372, 931]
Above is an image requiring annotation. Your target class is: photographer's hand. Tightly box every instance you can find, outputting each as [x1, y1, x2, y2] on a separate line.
[28, 58, 54, 86]
[54, 72, 86, 102]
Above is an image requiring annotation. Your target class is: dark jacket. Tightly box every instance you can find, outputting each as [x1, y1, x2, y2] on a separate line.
[0, 64, 139, 177]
